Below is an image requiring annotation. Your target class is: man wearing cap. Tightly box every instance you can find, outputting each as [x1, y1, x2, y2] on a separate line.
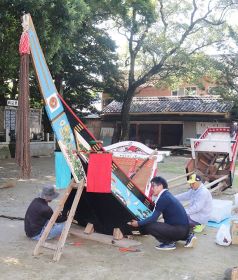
[24, 185, 67, 240]
[176, 174, 212, 233]
[129, 176, 196, 251]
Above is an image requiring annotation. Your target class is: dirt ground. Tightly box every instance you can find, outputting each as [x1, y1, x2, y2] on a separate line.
[0, 155, 238, 280]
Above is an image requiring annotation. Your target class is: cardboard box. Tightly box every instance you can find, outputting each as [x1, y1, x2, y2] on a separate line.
[231, 220, 238, 245]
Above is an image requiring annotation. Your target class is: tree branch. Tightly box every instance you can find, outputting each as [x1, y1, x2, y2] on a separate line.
[130, 1, 225, 90]
[159, 0, 168, 33]
[188, 39, 226, 55]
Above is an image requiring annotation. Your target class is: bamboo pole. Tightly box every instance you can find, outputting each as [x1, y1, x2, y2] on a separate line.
[204, 175, 228, 190]
[169, 182, 186, 189]
[167, 171, 194, 183]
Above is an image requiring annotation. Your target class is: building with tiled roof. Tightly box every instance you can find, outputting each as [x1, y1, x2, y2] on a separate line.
[103, 96, 232, 115]
[100, 86, 234, 148]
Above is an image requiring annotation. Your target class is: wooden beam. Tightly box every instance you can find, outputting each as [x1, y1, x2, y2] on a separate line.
[167, 171, 194, 183]
[33, 179, 75, 256]
[42, 242, 57, 251]
[53, 179, 84, 262]
[113, 228, 123, 240]
[84, 223, 94, 235]
[169, 182, 186, 189]
[0, 180, 16, 189]
[70, 224, 141, 248]
[205, 175, 228, 190]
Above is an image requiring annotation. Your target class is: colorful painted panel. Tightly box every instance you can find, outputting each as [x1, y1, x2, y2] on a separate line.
[111, 173, 152, 220]
[26, 16, 85, 183]
[25, 14, 154, 222]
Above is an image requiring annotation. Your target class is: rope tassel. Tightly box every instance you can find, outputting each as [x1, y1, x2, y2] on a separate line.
[15, 24, 31, 179]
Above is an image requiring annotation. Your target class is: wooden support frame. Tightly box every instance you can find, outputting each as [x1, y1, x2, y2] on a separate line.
[113, 228, 123, 240]
[70, 224, 141, 248]
[84, 223, 94, 234]
[33, 178, 85, 261]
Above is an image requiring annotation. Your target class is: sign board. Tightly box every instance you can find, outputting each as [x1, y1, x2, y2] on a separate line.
[7, 100, 18, 107]
[30, 110, 41, 130]
[4, 109, 16, 130]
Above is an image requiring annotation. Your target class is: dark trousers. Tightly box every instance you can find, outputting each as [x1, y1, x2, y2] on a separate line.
[187, 215, 200, 228]
[139, 222, 189, 244]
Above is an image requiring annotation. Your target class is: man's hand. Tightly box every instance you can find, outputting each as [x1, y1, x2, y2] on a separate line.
[127, 219, 138, 227]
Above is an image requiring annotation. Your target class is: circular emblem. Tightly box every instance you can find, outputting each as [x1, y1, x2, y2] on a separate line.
[49, 96, 58, 109]
[60, 120, 65, 126]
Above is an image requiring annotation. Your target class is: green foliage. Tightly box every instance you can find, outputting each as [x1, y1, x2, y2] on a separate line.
[204, 25, 238, 118]
[0, 0, 120, 111]
[103, 0, 238, 140]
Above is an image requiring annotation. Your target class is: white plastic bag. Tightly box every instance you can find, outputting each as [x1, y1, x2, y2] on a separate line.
[215, 224, 232, 246]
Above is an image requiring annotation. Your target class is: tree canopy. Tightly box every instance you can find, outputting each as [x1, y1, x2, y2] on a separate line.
[0, 0, 120, 111]
[205, 25, 238, 118]
[1, 0, 238, 135]
[103, 0, 238, 140]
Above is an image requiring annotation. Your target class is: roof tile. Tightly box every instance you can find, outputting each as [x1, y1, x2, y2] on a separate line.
[103, 96, 233, 114]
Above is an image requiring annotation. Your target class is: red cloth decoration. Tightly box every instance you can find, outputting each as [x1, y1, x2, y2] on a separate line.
[87, 153, 112, 193]
[19, 32, 30, 55]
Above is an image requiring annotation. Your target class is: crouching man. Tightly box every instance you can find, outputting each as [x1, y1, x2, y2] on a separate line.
[176, 174, 212, 233]
[24, 185, 67, 240]
[129, 176, 197, 250]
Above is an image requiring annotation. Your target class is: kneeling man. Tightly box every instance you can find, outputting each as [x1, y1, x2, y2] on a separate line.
[24, 185, 67, 240]
[129, 176, 197, 250]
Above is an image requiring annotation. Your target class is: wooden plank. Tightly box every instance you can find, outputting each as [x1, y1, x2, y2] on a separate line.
[53, 179, 84, 262]
[70, 224, 141, 248]
[0, 180, 16, 189]
[84, 223, 94, 234]
[113, 228, 123, 240]
[232, 267, 238, 280]
[42, 242, 57, 251]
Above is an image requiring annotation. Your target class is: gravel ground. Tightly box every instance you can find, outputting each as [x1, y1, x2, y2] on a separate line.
[0, 155, 237, 280]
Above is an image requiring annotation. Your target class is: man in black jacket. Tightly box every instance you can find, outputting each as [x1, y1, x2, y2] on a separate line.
[129, 176, 197, 250]
[24, 185, 67, 240]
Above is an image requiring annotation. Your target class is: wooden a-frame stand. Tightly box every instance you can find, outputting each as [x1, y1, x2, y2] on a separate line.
[33, 178, 84, 262]
[33, 177, 142, 262]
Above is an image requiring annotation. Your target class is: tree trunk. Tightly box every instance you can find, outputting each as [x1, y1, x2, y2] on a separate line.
[120, 89, 134, 141]
[16, 54, 31, 179]
[11, 79, 18, 99]
[55, 74, 63, 95]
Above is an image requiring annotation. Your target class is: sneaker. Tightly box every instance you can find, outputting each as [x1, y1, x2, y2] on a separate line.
[193, 224, 205, 233]
[184, 233, 197, 248]
[155, 242, 176, 251]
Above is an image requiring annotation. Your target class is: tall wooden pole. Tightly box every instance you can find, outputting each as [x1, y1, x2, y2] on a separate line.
[15, 15, 31, 179]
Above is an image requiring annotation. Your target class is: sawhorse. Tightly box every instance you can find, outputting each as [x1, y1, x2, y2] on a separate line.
[33, 178, 84, 261]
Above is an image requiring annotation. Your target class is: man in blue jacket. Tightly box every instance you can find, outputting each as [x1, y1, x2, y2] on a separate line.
[129, 176, 197, 250]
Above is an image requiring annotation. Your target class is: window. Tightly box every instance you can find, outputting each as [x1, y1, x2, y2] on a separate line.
[208, 86, 220, 95]
[171, 90, 178, 96]
[184, 87, 197, 95]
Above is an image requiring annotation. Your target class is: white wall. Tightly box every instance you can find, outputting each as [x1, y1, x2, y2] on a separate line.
[183, 122, 196, 145]
[196, 122, 228, 137]
[183, 121, 229, 146]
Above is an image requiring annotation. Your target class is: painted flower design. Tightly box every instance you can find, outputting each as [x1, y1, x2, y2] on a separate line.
[49, 96, 58, 109]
